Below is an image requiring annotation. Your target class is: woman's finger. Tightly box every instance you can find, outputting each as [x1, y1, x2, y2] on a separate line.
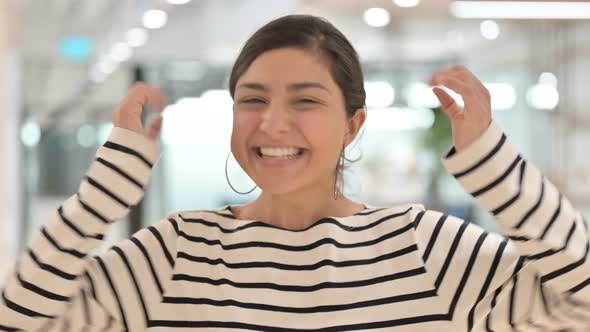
[448, 66, 489, 100]
[113, 83, 167, 135]
[432, 65, 478, 89]
[433, 87, 463, 118]
[127, 83, 167, 113]
[430, 76, 482, 110]
[146, 115, 163, 141]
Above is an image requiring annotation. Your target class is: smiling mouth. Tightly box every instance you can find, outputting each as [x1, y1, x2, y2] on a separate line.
[253, 147, 307, 159]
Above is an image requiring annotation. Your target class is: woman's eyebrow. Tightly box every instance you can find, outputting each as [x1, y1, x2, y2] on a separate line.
[236, 82, 331, 94]
[287, 82, 331, 94]
[236, 82, 268, 92]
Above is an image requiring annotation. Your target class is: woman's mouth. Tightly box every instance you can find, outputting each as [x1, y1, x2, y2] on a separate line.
[252, 146, 308, 167]
[256, 147, 305, 159]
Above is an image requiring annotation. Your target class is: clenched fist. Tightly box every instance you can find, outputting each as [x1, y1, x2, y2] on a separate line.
[112, 82, 167, 141]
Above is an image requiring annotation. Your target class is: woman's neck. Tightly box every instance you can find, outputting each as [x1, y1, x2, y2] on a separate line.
[232, 190, 366, 231]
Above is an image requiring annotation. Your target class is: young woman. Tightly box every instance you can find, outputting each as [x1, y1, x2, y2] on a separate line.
[1, 15, 589, 331]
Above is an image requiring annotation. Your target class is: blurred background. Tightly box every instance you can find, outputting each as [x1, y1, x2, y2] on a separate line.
[1, 0, 590, 276]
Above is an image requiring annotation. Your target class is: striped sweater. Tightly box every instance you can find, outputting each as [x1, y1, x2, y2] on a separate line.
[1, 121, 589, 331]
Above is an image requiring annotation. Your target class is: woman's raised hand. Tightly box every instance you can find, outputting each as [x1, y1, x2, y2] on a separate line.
[428, 65, 493, 152]
[112, 82, 167, 142]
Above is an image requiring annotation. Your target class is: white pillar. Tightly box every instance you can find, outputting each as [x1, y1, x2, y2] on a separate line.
[0, 0, 22, 277]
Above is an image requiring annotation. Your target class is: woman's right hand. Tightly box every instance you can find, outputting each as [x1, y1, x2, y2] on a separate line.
[112, 82, 167, 142]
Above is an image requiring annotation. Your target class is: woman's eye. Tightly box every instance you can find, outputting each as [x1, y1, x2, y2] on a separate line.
[241, 98, 265, 104]
[297, 99, 318, 104]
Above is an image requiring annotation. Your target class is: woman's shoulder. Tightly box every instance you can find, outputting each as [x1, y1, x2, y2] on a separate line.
[165, 205, 236, 222]
[360, 204, 477, 231]
[360, 202, 426, 217]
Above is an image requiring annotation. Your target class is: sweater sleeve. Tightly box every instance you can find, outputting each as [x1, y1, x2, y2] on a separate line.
[0, 128, 179, 331]
[438, 120, 590, 330]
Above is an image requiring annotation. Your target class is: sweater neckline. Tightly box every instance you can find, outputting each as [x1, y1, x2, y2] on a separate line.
[219, 203, 375, 232]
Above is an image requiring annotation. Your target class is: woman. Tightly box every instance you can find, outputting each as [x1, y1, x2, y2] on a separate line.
[1, 14, 588, 331]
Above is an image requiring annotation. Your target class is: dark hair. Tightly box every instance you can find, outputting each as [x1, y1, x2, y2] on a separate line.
[228, 14, 366, 118]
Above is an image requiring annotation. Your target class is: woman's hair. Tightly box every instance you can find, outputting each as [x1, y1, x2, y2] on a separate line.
[228, 14, 366, 119]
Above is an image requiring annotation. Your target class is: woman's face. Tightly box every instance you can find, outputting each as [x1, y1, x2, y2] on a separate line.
[231, 47, 360, 195]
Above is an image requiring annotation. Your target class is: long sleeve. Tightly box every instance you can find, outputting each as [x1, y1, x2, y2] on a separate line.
[0, 127, 178, 331]
[433, 120, 590, 330]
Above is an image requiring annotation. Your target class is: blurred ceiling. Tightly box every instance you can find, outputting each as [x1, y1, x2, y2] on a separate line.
[13, 0, 578, 127]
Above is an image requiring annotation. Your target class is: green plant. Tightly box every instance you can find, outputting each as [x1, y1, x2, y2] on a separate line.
[420, 106, 453, 176]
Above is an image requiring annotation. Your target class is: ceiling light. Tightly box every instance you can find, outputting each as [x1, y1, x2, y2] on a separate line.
[142, 9, 168, 29]
[527, 84, 559, 110]
[480, 20, 500, 40]
[484, 83, 516, 110]
[365, 81, 396, 108]
[394, 0, 420, 8]
[539, 72, 557, 86]
[110, 43, 132, 62]
[166, 0, 191, 4]
[126, 28, 148, 47]
[363, 8, 391, 27]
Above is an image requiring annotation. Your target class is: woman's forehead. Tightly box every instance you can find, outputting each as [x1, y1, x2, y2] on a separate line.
[237, 49, 337, 90]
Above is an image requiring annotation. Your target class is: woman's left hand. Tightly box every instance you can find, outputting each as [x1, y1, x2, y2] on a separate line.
[428, 65, 492, 152]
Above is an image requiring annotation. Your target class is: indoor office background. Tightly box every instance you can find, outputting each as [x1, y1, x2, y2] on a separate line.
[1, 0, 590, 277]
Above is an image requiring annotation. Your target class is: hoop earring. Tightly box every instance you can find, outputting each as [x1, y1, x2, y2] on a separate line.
[334, 149, 345, 200]
[225, 150, 257, 195]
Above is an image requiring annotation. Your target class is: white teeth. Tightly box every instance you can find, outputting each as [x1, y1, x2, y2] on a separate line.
[259, 147, 302, 158]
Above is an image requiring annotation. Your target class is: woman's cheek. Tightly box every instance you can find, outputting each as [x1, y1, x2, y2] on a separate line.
[230, 118, 246, 154]
[300, 114, 343, 145]
[232, 114, 259, 162]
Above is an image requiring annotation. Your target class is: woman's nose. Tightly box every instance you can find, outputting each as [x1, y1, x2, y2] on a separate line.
[259, 104, 291, 136]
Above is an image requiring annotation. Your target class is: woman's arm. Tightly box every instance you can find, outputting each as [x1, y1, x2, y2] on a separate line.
[441, 119, 590, 330]
[429, 65, 590, 307]
[0, 84, 176, 331]
[420, 65, 590, 330]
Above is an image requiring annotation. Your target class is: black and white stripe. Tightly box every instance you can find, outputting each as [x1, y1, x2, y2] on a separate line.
[1, 122, 589, 331]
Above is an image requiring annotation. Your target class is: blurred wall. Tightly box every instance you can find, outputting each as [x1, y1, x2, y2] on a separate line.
[0, 0, 22, 279]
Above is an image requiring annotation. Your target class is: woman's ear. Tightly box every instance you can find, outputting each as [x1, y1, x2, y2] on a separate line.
[344, 108, 366, 146]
